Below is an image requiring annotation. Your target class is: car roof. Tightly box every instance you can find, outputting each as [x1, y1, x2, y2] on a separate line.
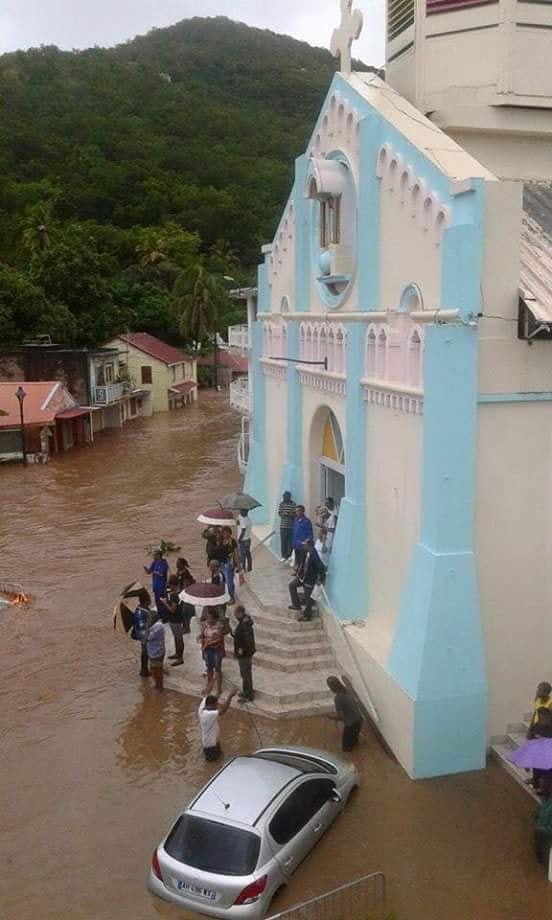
[190, 756, 301, 826]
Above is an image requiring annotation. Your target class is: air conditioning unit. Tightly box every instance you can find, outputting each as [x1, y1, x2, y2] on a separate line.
[329, 244, 352, 276]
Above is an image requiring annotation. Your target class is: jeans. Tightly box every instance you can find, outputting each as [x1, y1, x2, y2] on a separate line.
[294, 546, 306, 569]
[342, 720, 363, 752]
[280, 528, 293, 560]
[238, 656, 254, 700]
[239, 539, 252, 572]
[289, 577, 313, 613]
[169, 621, 184, 659]
[140, 643, 149, 675]
[221, 562, 235, 601]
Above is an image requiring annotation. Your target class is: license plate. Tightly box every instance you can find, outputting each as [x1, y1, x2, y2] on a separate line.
[175, 879, 217, 900]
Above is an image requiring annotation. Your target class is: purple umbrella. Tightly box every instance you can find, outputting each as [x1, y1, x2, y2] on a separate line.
[509, 738, 552, 770]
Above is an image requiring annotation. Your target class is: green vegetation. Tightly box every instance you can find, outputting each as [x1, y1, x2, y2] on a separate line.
[0, 17, 372, 348]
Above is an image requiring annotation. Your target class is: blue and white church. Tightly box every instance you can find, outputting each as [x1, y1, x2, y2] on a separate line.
[244, 0, 552, 778]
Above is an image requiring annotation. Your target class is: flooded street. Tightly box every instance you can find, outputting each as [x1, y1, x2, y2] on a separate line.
[2, 391, 552, 920]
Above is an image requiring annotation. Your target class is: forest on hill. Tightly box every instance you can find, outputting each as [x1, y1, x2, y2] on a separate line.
[0, 17, 369, 348]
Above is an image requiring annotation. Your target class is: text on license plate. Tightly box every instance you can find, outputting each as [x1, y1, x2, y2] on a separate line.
[176, 879, 217, 900]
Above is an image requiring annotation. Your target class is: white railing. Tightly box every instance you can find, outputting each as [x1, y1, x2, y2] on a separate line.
[230, 376, 251, 416]
[228, 324, 250, 353]
[94, 382, 125, 405]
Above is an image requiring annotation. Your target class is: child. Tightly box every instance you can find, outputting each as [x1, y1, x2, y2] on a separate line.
[198, 690, 237, 762]
[528, 682, 552, 737]
[146, 612, 166, 691]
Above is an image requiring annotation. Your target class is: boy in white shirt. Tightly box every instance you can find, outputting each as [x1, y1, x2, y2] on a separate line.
[198, 689, 237, 761]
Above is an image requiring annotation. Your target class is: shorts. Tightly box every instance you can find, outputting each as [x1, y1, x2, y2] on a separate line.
[203, 743, 221, 762]
[148, 656, 164, 669]
[203, 648, 222, 671]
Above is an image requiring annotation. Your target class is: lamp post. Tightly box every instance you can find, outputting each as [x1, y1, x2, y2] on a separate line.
[15, 386, 27, 467]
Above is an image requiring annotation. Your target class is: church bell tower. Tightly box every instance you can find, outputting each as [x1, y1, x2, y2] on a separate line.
[386, 0, 552, 178]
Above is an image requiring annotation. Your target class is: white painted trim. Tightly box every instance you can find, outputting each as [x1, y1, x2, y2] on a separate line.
[410, 309, 460, 322]
[299, 369, 347, 396]
[360, 378, 423, 397]
[258, 312, 389, 322]
[41, 381, 62, 411]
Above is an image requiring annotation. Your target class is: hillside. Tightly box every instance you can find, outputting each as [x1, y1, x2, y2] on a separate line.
[0, 17, 370, 347]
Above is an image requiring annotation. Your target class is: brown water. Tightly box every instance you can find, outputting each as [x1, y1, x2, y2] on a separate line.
[1, 391, 551, 920]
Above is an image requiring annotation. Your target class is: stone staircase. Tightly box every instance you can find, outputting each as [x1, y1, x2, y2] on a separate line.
[165, 547, 336, 720]
[491, 714, 540, 802]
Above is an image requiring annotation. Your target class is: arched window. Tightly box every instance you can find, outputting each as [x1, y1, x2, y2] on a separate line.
[327, 327, 336, 372]
[376, 329, 388, 379]
[335, 327, 345, 374]
[281, 323, 288, 360]
[366, 328, 377, 377]
[305, 325, 313, 362]
[319, 324, 328, 367]
[299, 323, 307, 361]
[408, 328, 423, 387]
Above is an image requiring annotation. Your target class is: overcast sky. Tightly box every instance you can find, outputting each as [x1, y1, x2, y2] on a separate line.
[0, 0, 385, 65]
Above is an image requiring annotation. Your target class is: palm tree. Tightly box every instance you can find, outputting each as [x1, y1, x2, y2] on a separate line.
[135, 229, 171, 272]
[22, 201, 56, 254]
[172, 261, 226, 388]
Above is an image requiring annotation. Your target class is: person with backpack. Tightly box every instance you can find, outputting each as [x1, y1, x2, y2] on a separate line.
[159, 574, 185, 667]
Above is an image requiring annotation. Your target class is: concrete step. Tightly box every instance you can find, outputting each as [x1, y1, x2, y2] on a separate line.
[255, 638, 334, 659]
[247, 608, 324, 634]
[253, 622, 326, 645]
[491, 741, 540, 803]
[255, 651, 336, 673]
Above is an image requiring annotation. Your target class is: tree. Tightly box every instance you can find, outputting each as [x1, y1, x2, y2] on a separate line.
[0, 265, 76, 345]
[21, 200, 57, 254]
[172, 260, 229, 387]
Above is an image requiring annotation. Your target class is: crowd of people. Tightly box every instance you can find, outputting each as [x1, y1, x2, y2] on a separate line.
[278, 491, 337, 622]
[124, 495, 365, 762]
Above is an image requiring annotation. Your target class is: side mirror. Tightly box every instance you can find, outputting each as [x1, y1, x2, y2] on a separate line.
[329, 790, 342, 804]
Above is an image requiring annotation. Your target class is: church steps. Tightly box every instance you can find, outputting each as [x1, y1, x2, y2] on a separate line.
[490, 716, 541, 803]
[254, 650, 336, 673]
[254, 637, 334, 658]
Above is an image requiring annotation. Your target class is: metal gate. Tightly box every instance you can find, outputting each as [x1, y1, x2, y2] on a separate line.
[268, 872, 387, 920]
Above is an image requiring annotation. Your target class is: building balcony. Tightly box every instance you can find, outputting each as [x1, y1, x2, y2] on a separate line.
[228, 324, 250, 353]
[229, 375, 251, 416]
[94, 381, 125, 405]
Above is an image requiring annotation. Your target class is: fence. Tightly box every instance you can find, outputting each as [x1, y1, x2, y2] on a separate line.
[268, 872, 387, 920]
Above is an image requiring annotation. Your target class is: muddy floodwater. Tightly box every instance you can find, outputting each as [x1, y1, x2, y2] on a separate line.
[1, 391, 552, 920]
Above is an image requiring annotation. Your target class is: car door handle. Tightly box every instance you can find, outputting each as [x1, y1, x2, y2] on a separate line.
[313, 823, 322, 833]
[283, 856, 294, 866]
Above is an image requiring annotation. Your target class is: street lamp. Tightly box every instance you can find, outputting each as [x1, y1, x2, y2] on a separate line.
[15, 386, 27, 467]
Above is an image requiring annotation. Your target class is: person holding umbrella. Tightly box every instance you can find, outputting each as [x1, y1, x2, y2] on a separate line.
[510, 707, 552, 793]
[237, 509, 253, 573]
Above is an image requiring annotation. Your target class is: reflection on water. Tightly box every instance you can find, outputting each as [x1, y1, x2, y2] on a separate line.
[2, 392, 552, 920]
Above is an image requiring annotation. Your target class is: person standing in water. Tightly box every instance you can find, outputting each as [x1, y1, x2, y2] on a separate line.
[145, 611, 166, 691]
[159, 574, 185, 667]
[144, 549, 169, 611]
[198, 689, 238, 762]
[131, 588, 153, 678]
[326, 676, 364, 752]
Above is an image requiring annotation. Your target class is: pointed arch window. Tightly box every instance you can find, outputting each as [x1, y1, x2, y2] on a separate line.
[376, 329, 388, 379]
[366, 328, 377, 377]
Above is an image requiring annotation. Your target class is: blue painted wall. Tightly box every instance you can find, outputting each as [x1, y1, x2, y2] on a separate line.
[244, 263, 269, 525]
[388, 184, 487, 778]
[327, 323, 369, 620]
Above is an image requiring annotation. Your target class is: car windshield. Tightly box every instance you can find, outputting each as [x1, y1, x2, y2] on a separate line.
[165, 815, 260, 876]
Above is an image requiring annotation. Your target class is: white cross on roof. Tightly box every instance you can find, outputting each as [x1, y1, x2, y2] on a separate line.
[330, 0, 364, 77]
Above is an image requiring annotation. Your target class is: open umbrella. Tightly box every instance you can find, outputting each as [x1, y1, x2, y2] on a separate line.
[218, 492, 261, 511]
[509, 738, 552, 770]
[113, 580, 147, 635]
[197, 507, 236, 527]
[179, 582, 231, 607]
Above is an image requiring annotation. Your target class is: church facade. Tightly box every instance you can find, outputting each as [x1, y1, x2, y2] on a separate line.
[245, 0, 552, 778]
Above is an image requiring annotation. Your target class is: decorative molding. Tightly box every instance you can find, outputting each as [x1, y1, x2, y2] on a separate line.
[299, 368, 347, 396]
[376, 143, 451, 245]
[361, 379, 424, 414]
[260, 358, 287, 380]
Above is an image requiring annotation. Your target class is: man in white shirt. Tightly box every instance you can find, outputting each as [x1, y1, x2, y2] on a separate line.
[198, 689, 237, 761]
[315, 527, 331, 569]
[237, 508, 253, 573]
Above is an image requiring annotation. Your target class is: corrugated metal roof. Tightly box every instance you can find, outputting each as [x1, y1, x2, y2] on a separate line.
[521, 183, 552, 324]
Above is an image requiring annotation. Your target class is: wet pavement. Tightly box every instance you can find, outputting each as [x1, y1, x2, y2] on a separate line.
[1, 391, 552, 920]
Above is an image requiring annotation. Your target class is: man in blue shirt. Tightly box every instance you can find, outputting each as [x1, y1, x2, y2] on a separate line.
[144, 550, 169, 611]
[292, 505, 313, 569]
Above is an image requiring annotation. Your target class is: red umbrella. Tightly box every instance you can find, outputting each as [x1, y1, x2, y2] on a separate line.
[197, 507, 236, 527]
[179, 582, 231, 607]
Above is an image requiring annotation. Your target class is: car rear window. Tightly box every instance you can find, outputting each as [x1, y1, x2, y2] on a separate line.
[165, 815, 260, 876]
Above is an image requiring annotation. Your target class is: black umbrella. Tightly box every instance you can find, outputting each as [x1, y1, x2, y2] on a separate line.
[218, 492, 261, 511]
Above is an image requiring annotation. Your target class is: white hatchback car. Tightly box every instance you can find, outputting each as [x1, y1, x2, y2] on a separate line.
[147, 746, 359, 919]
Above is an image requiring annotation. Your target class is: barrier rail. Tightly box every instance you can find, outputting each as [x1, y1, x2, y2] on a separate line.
[268, 871, 387, 920]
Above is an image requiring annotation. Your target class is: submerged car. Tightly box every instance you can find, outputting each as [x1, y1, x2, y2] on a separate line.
[147, 746, 359, 919]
